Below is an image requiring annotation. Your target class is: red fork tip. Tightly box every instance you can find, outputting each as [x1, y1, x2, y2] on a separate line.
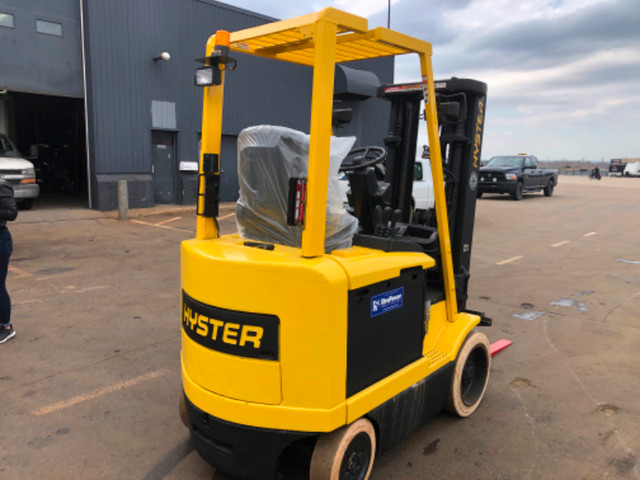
[490, 339, 512, 356]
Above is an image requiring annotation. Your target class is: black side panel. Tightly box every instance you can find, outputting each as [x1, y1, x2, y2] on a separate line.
[347, 267, 425, 397]
[184, 393, 312, 480]
[368, 362, 454, 454]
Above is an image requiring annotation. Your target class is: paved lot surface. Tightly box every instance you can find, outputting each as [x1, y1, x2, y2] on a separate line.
[1, 176, 639, 479]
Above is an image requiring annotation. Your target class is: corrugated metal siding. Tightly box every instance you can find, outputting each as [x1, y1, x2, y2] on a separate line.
[0, 0, 83, 97]
[83, 0, 393, 205]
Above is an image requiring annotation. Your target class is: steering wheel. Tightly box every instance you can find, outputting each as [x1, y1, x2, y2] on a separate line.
[339, 146, 387, 172]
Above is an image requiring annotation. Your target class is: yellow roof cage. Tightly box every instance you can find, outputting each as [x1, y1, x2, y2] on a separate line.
[227, 8, 432, 65]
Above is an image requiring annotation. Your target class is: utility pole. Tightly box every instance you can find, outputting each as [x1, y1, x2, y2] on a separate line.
[387, 0, 391, 28]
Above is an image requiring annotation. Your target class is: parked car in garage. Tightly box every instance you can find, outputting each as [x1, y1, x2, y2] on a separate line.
[0, 134, 39, 209]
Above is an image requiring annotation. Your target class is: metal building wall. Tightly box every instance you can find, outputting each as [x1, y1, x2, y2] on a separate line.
[0, 0, 83, 97]
[82, 0, 393, 210]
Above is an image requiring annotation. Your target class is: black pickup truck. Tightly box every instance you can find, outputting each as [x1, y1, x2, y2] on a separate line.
[477, 154, 558, 200]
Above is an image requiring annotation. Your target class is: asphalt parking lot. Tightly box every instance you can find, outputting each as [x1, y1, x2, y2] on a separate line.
[1, 175, 639, 479]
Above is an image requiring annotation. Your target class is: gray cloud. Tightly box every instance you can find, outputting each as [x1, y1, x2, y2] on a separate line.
[453, 0, 640, 72]
[369, 0, 473, 45]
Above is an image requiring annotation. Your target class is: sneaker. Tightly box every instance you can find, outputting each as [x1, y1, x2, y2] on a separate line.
[0, 324, 15, 344]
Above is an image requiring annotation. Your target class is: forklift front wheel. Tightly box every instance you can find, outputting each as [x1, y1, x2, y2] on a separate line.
[446, 331, 491, 418]
[179, 394, 188, 428]
[310, 418, 376, 480]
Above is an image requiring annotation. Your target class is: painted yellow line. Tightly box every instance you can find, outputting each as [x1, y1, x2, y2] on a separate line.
[77, 286, 109, 294]
[131, 219, 189, 232]
[8, 266, 32, 278]
[496, 255, 524, 265]
[551, 241, 571, 247]
[32, 369, 169, 416]
[218, 212, 236, 220]
[156, 216, 181, 226]
[583, 232, 597, 237]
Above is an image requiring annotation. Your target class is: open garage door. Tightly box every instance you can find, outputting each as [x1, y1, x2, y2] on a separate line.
[6, 91, 87, 208]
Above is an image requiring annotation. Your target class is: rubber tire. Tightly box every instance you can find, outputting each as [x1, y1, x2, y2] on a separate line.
[543, 180, 555, 197]
[511, 182, 523, 201]
[179, 394, 189, 428]
[445, 331, 491, 418]
[18, 199, 33, 210]
[310, 418, 376, 480]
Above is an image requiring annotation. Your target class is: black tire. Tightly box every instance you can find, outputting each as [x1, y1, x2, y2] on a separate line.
[543, 179, 555, 197]
[476, 191, 483, 199]
[511, 182, 523, 201]
[310, 418, 376, 480]
[445, 331, 491, 418]
[179, 394, 188, 428]
[18, 199, 34, 210]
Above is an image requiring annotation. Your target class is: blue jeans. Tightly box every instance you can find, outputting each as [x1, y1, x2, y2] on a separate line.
[0, 228, 13, 328]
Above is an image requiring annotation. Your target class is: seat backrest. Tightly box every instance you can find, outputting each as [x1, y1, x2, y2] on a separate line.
[236, 125, 358, 252]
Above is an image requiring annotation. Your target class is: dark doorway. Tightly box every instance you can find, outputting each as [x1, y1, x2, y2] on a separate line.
[152, 130, 177, 204]
[8, 91, 87, 204]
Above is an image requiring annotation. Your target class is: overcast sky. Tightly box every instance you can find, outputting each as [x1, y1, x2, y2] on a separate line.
[223, 0, 640, 161]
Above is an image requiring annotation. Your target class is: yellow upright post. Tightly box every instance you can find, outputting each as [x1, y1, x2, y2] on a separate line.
[301, 19, 337, 258]
[419, 53, 458, 322]
[196, 33, 227, 241]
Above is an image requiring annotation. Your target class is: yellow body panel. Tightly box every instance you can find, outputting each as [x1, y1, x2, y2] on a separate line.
[181, 332, 282, 404]
[182, 357, 347, 432]
[331, 247, 434, 289]
[182, 237, 349, 417]
[182, 235, 479, 432]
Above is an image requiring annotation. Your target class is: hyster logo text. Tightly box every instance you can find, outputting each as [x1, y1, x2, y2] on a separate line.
[183, 305, 263, 348]
[181, 290, 279, 360]
[371, 287, 404, 317]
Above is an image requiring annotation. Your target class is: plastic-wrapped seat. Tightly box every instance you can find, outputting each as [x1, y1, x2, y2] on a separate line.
[236, 125, 358, 252]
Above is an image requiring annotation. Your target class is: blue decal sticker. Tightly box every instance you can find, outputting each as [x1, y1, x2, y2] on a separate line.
[371, 287, 404, 318]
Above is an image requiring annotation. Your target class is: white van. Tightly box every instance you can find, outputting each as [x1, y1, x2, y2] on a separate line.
[623, 162, 640, 177]
[339, 159, 435, 215]
[0, 134, 39, 209]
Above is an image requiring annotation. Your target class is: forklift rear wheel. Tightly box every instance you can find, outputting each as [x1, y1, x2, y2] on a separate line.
[179, 394, 188, 428]
[310, 418, 376, 480]
[446, 331, 491, 418]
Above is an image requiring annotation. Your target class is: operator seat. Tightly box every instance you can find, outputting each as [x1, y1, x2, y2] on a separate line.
[235, 125, 358, 252]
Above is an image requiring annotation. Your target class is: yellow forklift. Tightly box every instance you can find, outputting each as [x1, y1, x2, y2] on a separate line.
[181, 8, 490, 479]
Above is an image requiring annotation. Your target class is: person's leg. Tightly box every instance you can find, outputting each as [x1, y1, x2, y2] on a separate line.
[0, 229, 13, 329]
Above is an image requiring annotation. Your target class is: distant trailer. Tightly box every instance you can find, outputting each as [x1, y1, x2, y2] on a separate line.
[609, 158, 627, 175]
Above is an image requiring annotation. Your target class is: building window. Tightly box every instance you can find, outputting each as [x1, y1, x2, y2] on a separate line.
[36, 19, 62, 37]
[0, 12, 14, 28]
